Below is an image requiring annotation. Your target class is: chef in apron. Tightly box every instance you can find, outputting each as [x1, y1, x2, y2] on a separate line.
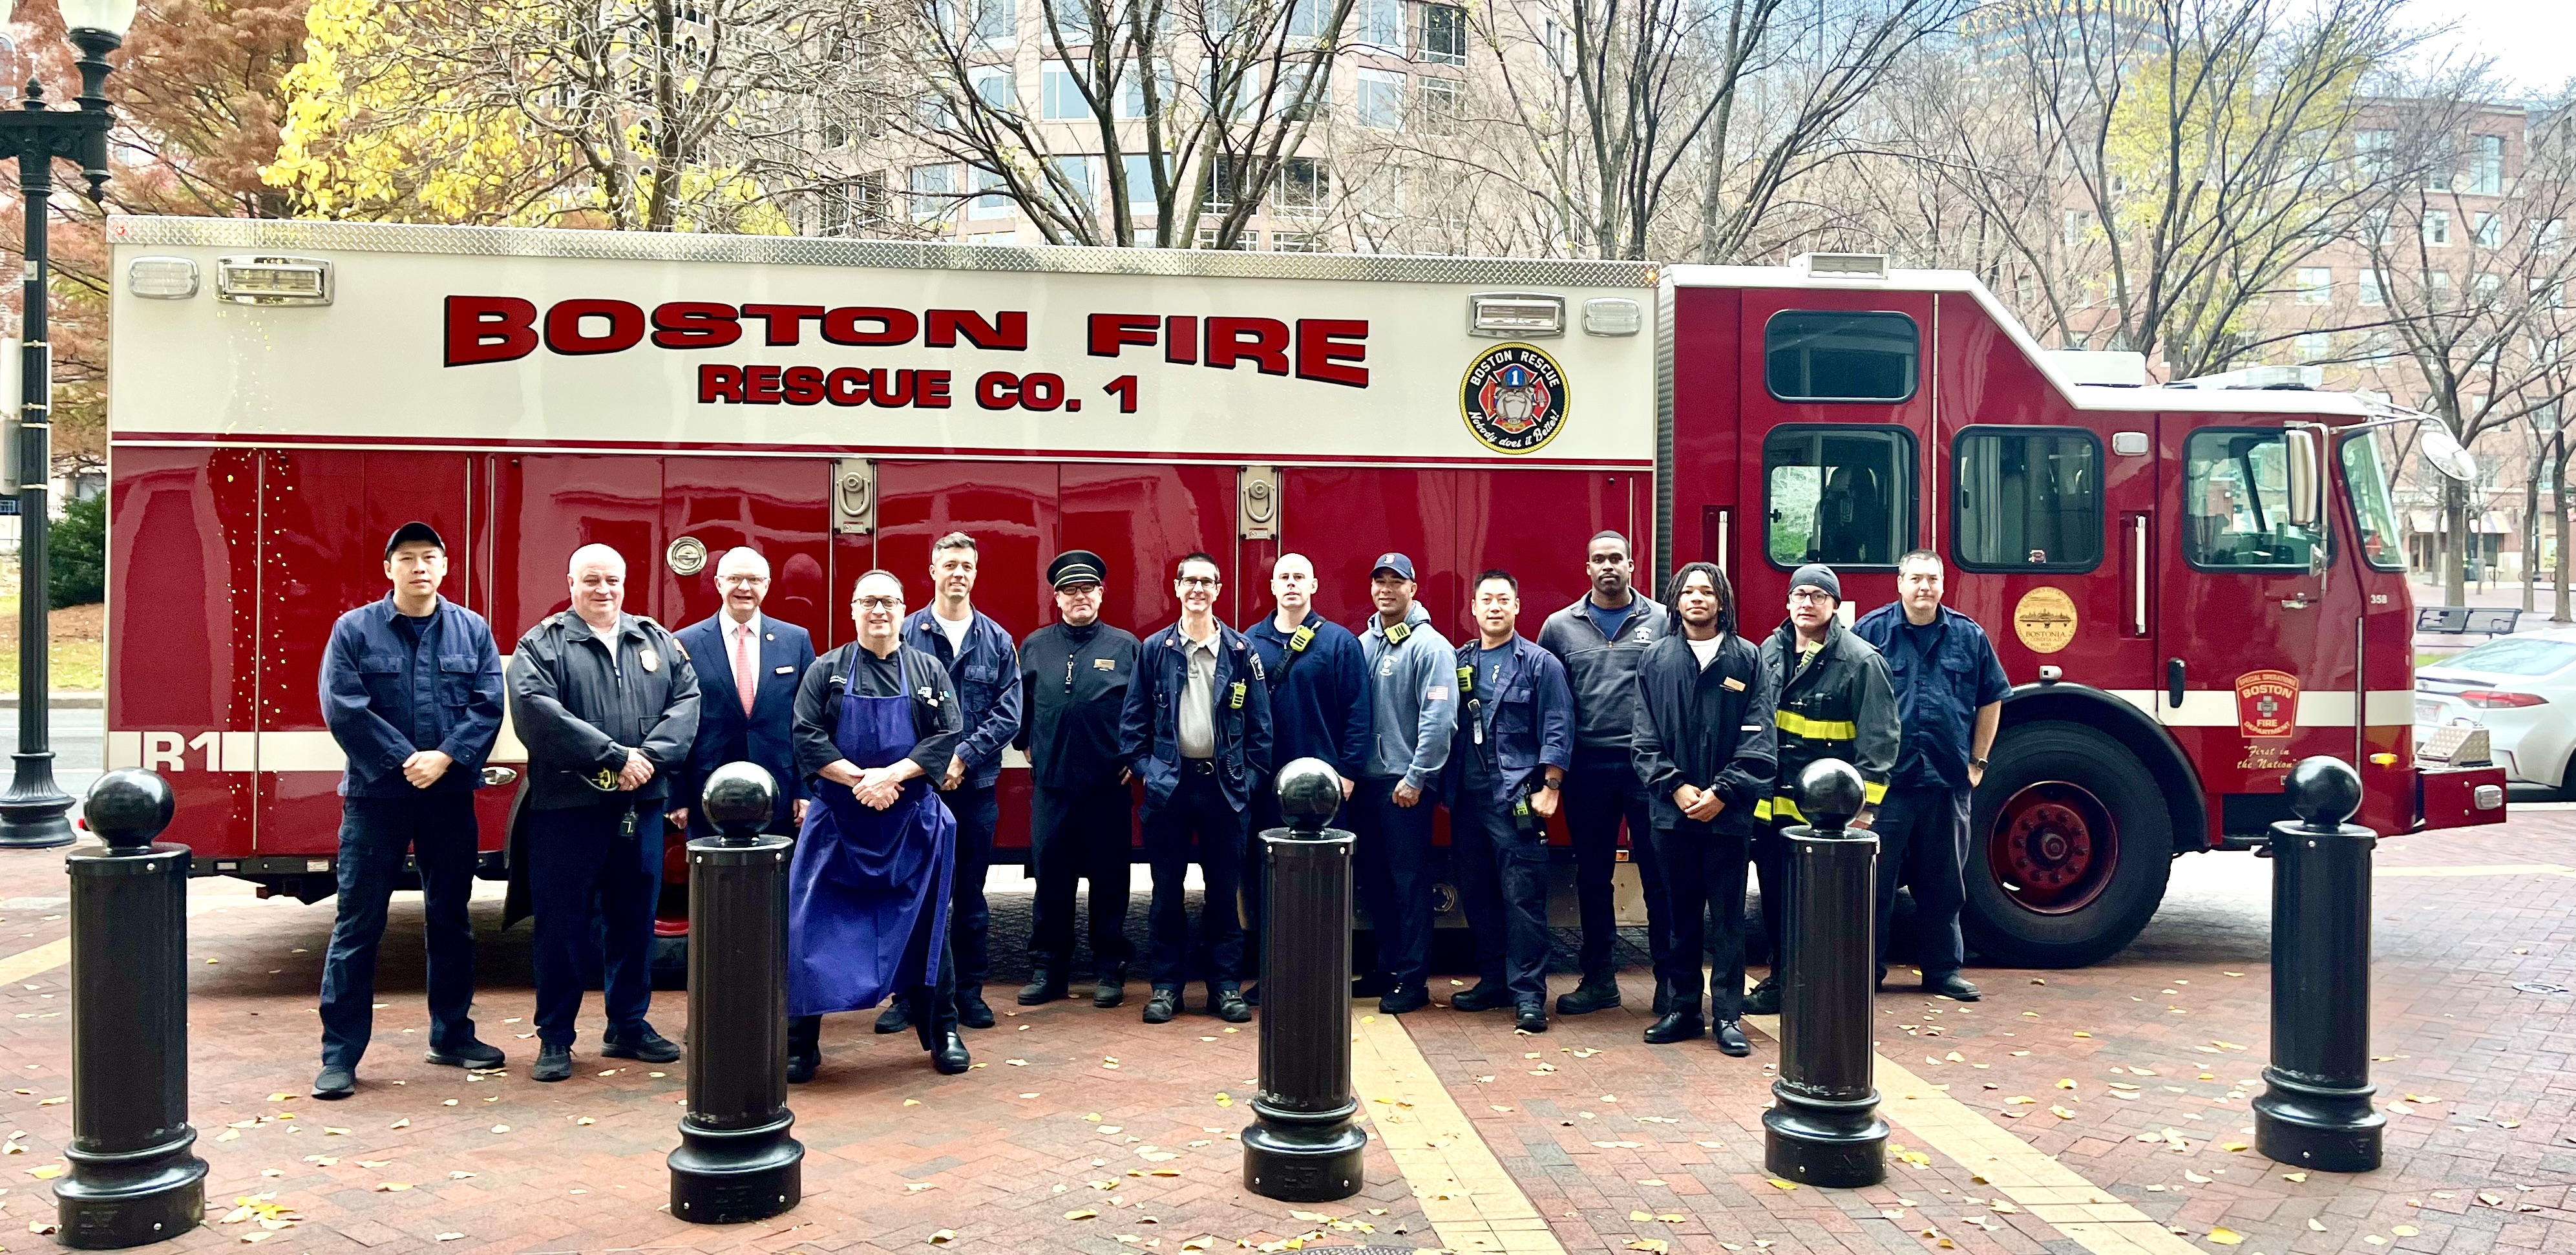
[786, 569, 973, 1081]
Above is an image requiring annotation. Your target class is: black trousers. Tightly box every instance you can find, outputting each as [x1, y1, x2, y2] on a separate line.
[1142, 768, 1247, 990]
[1873, 785, 1970, 980]
[1753, 821, 1791, 975]
[319, 793, 480, 1068]
[1452, 792, 1551, 1005]
[1243, 779, 1280, 982]
[792, 902, 957, 1060]
[1028, 780, 1135, 978]
[944, 783, 1000, 997]
[1349, 775, 1437, 990]
[1651, 821, 1750, 1021]
[527, 801, 660, 1048]
[1562, 752, 1667, 980]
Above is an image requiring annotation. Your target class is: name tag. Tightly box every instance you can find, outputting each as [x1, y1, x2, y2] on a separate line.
[1722, 676, 1746, 691]
[774, 665, 795, 674]
[1093, 657, 1117, 670]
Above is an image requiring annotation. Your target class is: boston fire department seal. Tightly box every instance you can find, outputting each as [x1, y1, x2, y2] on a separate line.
[1459, 344, 1569, 454]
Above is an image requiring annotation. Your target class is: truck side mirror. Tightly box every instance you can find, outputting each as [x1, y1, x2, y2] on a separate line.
[2418, 421, 2478, 482]
[2284, 428, 2320, 529]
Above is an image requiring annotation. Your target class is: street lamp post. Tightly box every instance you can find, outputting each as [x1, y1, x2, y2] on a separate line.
[0, 1, 130, 849]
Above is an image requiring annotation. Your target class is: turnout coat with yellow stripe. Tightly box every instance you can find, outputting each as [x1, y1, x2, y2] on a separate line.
[1753, 617, 1899, 823]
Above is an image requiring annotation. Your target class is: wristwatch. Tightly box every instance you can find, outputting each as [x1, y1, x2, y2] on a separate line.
[1538, 778, 1561, 791]
[1969, 757, 1989, 770]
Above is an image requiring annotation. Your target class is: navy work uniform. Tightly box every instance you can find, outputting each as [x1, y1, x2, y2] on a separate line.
[1631, 611, 1777, 1039]
[1441, 632, 1573, 1021]
[672, 607, 814, 837]
[1015, 551, 1141, 1004]
[1118, 616, 1272, 1020]
[897, 602, 1022, 1028]
[1241, 606, 1371, 993]
[504, 606, 700, 1061]
[1536, 589, 1673, 1013]
[314, 523, 505, 1090]
[1853, 598, 2009, 995]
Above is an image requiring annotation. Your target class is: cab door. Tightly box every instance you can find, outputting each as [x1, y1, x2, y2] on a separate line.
[2155, 415, 2330, 833]
[1735, 288, 1937, 626]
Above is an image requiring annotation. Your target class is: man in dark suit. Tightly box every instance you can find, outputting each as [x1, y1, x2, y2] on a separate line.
[668, 547, 816, 838]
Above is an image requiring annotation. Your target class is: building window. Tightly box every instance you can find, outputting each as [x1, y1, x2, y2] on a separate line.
[2182, 428, 2323, 571]
[2472, 134, 2504, 195]
[2352, 129, 2393, 176]
[1420, 3, 1466, 64]
[2361, 329, 2394, 363]
[1356, 67, 1404, 130]
[1272, 231, 1324, 252]
[2296, 332, 2332, 363]
[2537, 218, 2566, 253]
[1196, 226, 1259, 250]
[2422, 209, 2449, 246]
[1952, 428, 2102, 571]
[2474, 271, 2502, 302]
[1121, 154, 1159, 210]
[973, 0, 1015, 45]
[1356, 0, 1401, 48]
[1042, 61, 1087, 119]
[1041, 0, 1092, 43]
[1285, 0, 1333, 39]
[969, 164, 1013, 218]
[970, 64, 1016, 111]
[1275, 157, 1329, 216]
[2358, 269, 2385, 306]
[1416, 76, 1462, 134]
[1763, 310, 1919, 403]
[910, 163, 956, 223]
[2533, 277, 2566, 309]
[2296, 267, 2331, 304]
[2472, 211, 2502, 248]
[2427, 270, 2454, 304]
[1764, 426, 1916, 569]
[1050, 154, 1097, 207]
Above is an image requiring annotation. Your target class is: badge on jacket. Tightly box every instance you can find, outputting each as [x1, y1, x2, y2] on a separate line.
[1229, 679, 1246, 710]
[1093, 657, 1116, 670]
[640, 648, 659, 673]
[1722, 675, 1746, 691]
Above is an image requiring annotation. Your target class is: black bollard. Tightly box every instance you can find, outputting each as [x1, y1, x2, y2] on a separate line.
[2254, 756, 2384, 1173]
[668, 763, 803, 1223]
[1762, 758, 1887, 1188]
[1243, 757, 1366, 1203]
[54, 770, 207, 1249]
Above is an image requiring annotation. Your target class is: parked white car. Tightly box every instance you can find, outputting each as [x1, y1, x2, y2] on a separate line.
[2415, 628, 2576, 788]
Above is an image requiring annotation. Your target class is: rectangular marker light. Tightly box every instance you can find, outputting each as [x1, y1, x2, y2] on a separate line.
[215, 255, 334, 306]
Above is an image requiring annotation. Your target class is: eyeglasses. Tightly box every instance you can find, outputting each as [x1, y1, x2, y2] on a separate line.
[854, 596, 902, 611]
[1176, 576, 1219, 589]
[1788, 590, 1834, 605]
[720, 574, 768, 587]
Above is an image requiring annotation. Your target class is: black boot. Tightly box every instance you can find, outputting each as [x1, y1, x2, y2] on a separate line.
[957, 987, 997, 1029]
[1450, 980, 1513, 1012]
[874, 996, 912, 1034]
[1742, 977, 1782, 1017]
[930, 1031, 971, 1075]
[1018, 971, 1068, 1006]
[1093, 969, 1127, 1009]
[1514, 1002, 1548, 1033]
[1555, 973, 1622, 1015]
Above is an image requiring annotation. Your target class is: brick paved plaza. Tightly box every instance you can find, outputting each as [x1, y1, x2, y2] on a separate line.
[1, 810, 2571, 1255]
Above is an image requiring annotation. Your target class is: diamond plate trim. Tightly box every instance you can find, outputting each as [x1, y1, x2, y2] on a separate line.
[109, 216, 1659, 288]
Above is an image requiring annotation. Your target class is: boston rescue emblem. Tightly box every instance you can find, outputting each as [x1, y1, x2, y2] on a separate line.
[1459, 344, 1569, 454]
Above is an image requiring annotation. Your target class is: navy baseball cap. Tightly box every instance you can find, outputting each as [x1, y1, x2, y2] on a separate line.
[385, 521, 444, 558]
[1371, 553, 1417, 581]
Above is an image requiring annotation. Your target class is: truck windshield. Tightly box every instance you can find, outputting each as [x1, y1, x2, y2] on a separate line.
[2338, 431, 2406, 571]
[2180, 429, 2325, 569]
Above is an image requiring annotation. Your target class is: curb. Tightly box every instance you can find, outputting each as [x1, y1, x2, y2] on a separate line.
[0, 691, 101, 709]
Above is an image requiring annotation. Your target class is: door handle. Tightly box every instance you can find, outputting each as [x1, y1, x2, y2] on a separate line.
[2166, 659, 2186, 709]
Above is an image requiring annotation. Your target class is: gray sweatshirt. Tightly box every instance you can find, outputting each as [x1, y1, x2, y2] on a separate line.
[1358, 602, 1458, 788]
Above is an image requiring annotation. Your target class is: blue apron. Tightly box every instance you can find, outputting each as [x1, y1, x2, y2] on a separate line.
[787, 651, 955, 1018]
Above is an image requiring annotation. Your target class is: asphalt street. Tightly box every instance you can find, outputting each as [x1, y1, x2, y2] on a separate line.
[0, 702, 100, 803]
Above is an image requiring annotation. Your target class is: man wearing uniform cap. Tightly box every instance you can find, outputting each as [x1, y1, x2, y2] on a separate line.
[1746, 562, 1898, 1017]
[504, 543, 701, 1082]
[311, 522, 507, 1100]
[1352, 553, 1457, 1015]
[1013, 551, 1141, 1008]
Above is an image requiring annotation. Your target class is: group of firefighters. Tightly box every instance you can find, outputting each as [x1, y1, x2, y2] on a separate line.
[305, 520, 2007, 1099]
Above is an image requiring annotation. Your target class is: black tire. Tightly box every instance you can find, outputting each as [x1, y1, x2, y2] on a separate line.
[1963, 720, 2171, 969]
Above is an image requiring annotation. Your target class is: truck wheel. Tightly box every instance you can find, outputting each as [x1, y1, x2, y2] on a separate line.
[1963, 721, 2171, 969]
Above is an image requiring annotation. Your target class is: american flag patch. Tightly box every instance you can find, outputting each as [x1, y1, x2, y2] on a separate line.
[1427, 685, 1452, 701]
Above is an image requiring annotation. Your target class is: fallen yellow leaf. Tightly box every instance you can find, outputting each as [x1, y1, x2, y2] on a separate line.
[2208, 1228, 2244, 1246]
[928, 1232, 955, 1245]
[1064, 1208, 1099, 1220]
[1768, 1177, 1799, 1190]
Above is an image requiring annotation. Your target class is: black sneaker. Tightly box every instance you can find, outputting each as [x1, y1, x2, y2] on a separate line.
[602, 1024, 682, 1064]
[1017, 973, 1068, 1006]
[1514, 1002, 1548, 1033]
[1241, 983, 1261, 1007]
[532, 1044, 573, 1082]
[1742, 978, 1782, 1017]
[1214, 987, 1251, 1023]
[787, 1053, 817, 1084]
[1093, 972, 1126, 1009]
[874, 998, 912, 1034]
[1926, 973, 1982, 1002]
[1142, 988, 1179, 1024]
[1555, 974, 1622, 1016]
[1450, 981, 1513, 1012]
[1378, 983, 1430, 1015]
[425, 1040, 505, 1070]
[958, 989, 997, 1029]
[311, 1064, 355, 1101]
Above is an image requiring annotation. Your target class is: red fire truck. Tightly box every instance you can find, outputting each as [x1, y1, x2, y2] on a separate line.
[101, 216, 2504, 968]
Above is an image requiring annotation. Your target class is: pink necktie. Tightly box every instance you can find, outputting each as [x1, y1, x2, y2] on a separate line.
[734, 624, 756, 715]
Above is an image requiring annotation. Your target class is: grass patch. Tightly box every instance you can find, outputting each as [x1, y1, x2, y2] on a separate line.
[0, 596, 105, 691]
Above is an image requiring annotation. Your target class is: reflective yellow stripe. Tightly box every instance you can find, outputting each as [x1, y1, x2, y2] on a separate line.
[1753, 798, 1773, 821]
[1864, 779, 1888, 804]
[1768, 796, 1805, 823]
[1775, 710, 1858, 740]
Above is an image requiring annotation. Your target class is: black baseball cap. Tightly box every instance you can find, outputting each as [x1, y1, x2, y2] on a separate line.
[385, 521, 444, 558]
